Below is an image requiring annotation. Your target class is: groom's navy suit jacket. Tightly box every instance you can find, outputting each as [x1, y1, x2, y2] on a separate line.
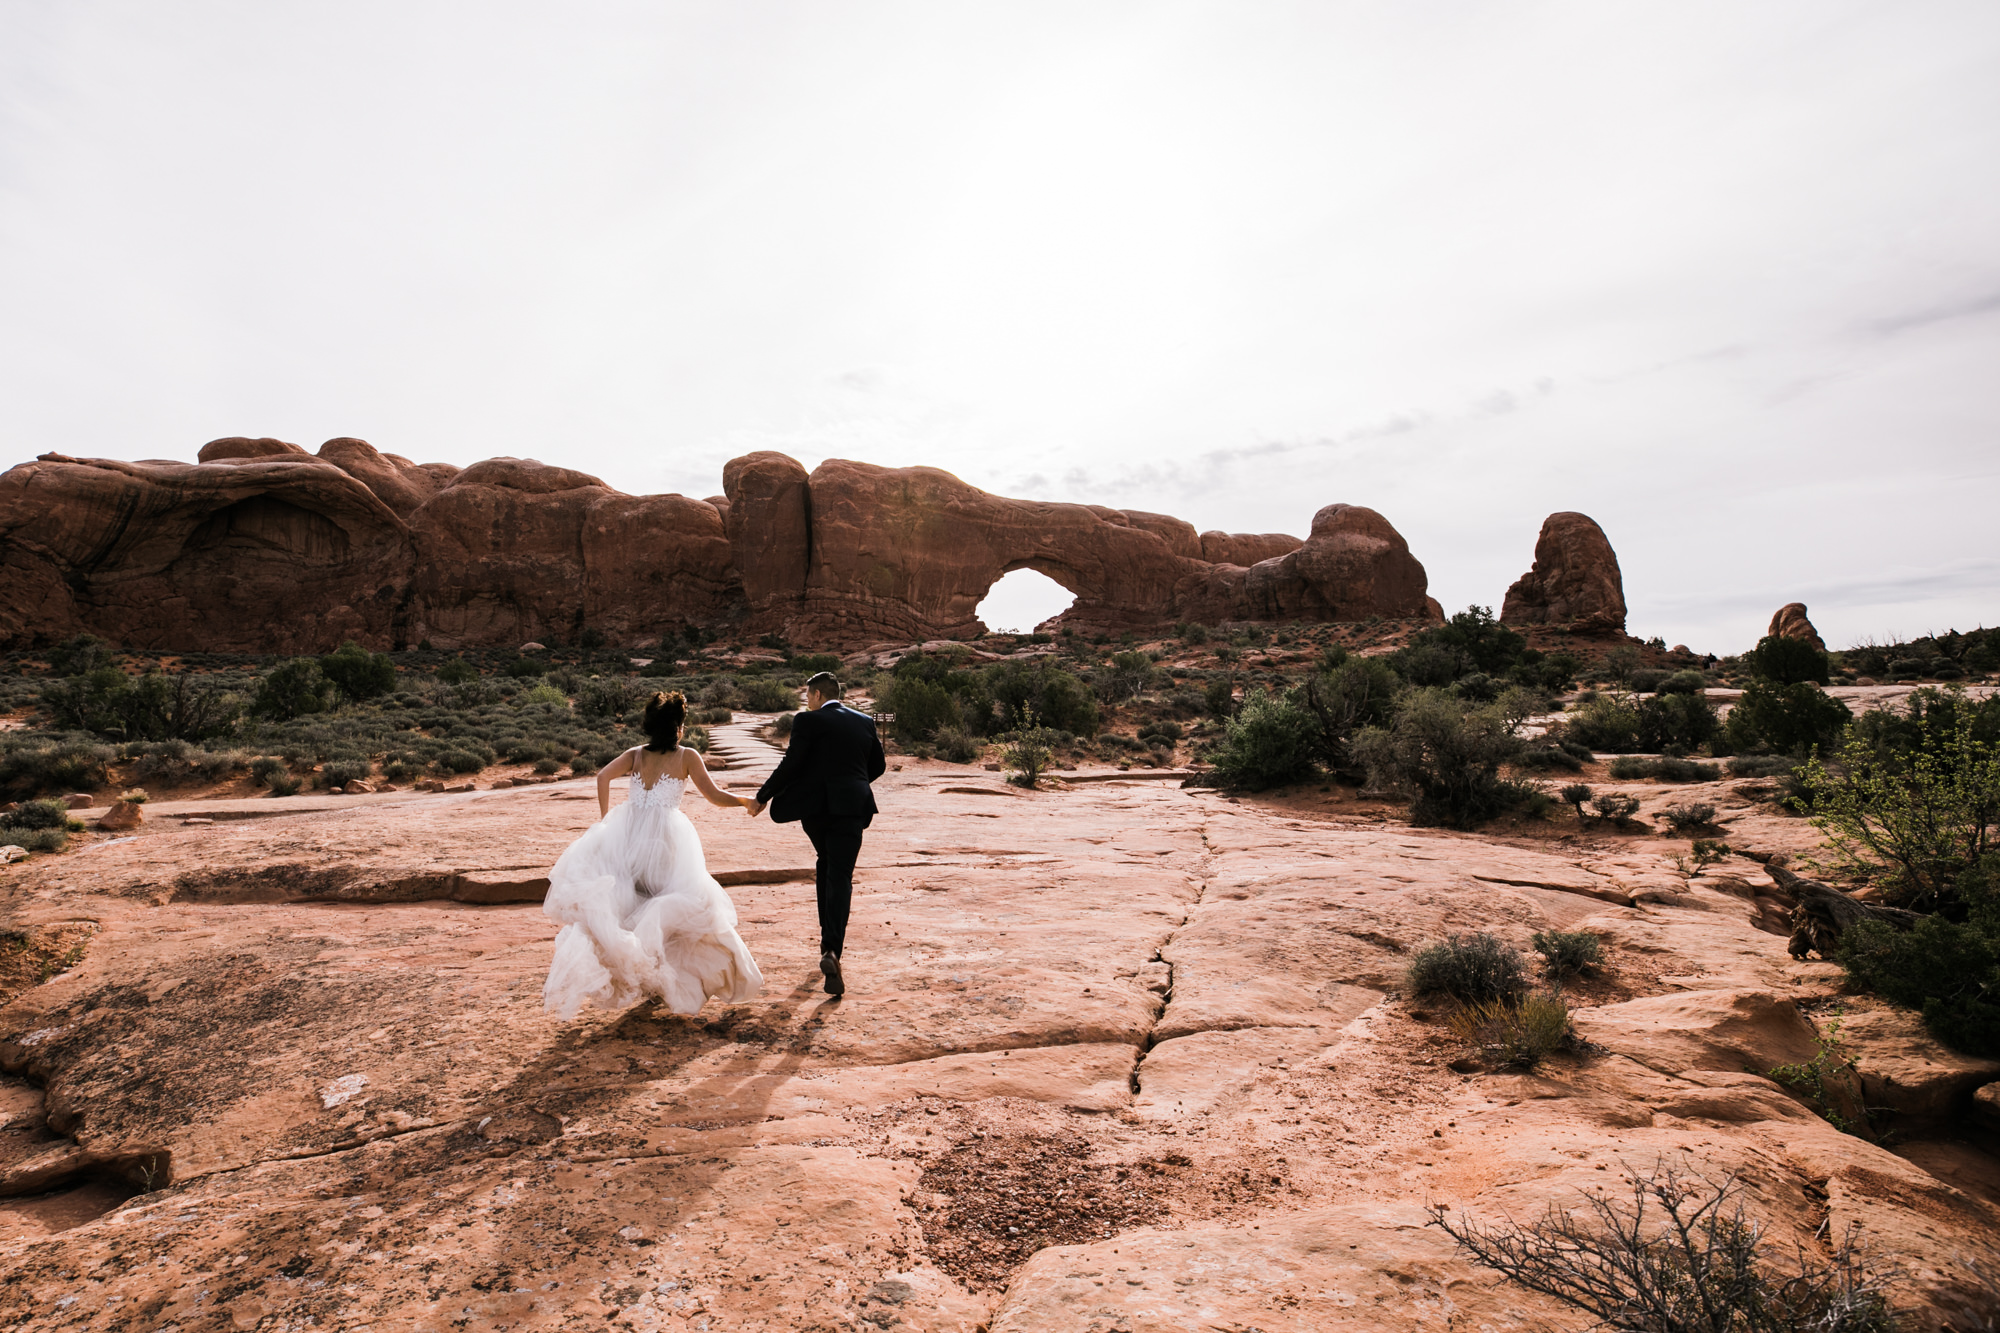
[757, 701, 887, 826]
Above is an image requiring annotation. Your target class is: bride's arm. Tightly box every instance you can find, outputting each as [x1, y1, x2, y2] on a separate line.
[595, 748, 637, 819]
[684, 748, 753, 810]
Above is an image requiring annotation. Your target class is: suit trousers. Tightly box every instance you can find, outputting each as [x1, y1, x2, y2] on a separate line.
[801, 815, 867, 958]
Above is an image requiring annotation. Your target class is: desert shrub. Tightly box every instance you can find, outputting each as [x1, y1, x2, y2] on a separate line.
[1209, 690, 1321, 791]
[788, 653, 842, 674]
[1589, 793, 1640, 823]
[1203, 677, 1236, 719]
[1728, 755, 1795, 778]
[248, 755, 289, 786]
[1749, 633, 1831, 685]
[1656, 669, 1708, 696]
[381, 758, 422, 782]
[435, 659, 478, 686]
[1660, 800, 1718, 832]
[0, 738, 112, 797]
[1802, 701, 1998, 909]
[1406, 932, 1528, 1004]
[0, 825, 69, 853]
[1627, 668, 1669, 694]
[1531, 929, 1603, 978]
[740, 676, 798, 712]
[1514, 744, 1584, 772]
[576, 677, 637, 721]
[690, 707, 733, 725]
[682, 724, 710, 753]
[1429, 1160, 1897, 1333]
[771, 711, 795, 739]
[1350, 689, 1523, 829]
[502, 655, 546, 679]
[1838, 859, 1999, 1056]
[48, 634, 115, 677]
[569, 756, 594, 775]
[320, 759, 372, 789]
[1001, 727, 1058, 788]
[1559, 783, 1592, 817]
[1567, 691, 1720, 754]
[1177, 622, 1210, 645]
[318, 641, 397, 700]
[986, 659, 1098, 737]
[1098, 651, 1157, 702]
[265, 770, 303, 796]
[533, 757, 563, 774]
[1448, 991, 1575, 1069]
[513, 684, 566, 708]
[1726, 679, 1851, 757]
[1298, 657, 1403, 777]
[6, 798, 80, 831]
[438, 749, 487, 774]
[1137, 720, 1183, 745]
[880, 675, 957, 744]
[932, 725, 981, 764]
[1607, 756, 1721, 782]
[698, 677, 739, 707]
[254, 659, 332, 721]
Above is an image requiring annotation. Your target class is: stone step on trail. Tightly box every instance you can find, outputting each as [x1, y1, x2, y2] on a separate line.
[704, 711, 787, 788]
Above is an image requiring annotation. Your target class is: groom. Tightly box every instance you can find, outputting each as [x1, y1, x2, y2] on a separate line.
[750, 671, 886, 996]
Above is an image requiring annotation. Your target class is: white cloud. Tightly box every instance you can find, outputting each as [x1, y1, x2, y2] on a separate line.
[2, 0, 1996, 652]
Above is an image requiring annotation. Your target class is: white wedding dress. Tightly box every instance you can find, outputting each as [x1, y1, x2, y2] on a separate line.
[541, 769, 764, 1019]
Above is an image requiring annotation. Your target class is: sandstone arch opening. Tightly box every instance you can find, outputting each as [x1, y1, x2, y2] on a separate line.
[975, 568, 1076, 634]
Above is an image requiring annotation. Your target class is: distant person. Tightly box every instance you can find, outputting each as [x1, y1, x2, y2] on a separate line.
[750, 671, 887, 996]
[541, 691, 764, 1018]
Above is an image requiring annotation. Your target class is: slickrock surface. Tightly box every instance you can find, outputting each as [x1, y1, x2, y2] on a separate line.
[3, 760, 1997, 1330]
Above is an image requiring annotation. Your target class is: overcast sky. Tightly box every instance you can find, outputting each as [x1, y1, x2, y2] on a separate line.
[3, 2, 1996, 651]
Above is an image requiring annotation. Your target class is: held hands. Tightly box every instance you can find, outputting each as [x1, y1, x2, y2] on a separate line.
[745, 799, 767, 818]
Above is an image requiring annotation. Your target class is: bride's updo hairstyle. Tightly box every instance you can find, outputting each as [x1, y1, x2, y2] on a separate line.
[642, 691, 686, 752]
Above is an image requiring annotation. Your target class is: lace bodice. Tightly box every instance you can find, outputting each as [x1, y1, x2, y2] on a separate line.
[627, 772, 686, 812]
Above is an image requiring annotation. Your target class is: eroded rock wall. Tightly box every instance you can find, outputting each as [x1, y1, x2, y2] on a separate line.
[1, 443, 1433, 651]
[1501, 510, 1628, 633]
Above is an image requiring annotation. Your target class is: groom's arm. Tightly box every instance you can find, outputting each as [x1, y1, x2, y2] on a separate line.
[756, 709, 819, 807]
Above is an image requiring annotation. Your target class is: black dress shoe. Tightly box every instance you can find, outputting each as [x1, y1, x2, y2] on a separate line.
[820, 951, 845, 996]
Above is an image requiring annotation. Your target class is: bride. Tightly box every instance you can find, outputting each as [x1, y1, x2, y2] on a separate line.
[542, 690, 765, 1019]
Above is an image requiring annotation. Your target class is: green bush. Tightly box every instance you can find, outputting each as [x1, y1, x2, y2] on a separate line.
[987, 658, 1098, 737]
[1559, 783, 1592, 817]
[682, 724, 710, 753]
[1203, 677, 1236, 719]
[690, 707, 733, 725]
[1659, 801, 1717, 832]
[1209, 690, 1321, 791]
[740, 676, 798, 712]
[1531, 929, 1603, 978]
[1001, 727, 1058, 788]
[577, 677, 637, 721]
[254, 660, 332, 721]
[1407, 932, 1528, 1004]
[1177, 622, 1211, 645]
[1448, 992, 1575, 1069]
[1655, 669, 1708, 696]
[1607, 756, 1720, 782]
[1803, 698, 1998, 909]
[48, 634, 115, 677]
[0, 738, 112, 798]
[1748, 633, 1830, 686]
[249, 756, 289, 788]
[1726, 679, 1851, 757]
[435, 659, 478, 685]
[320, 759, 372, 789]
[1590, 793, 1640, 823]
[6, 798, 79, 831]
[880, 675, 957, 743]
[1097, 651, 1157, 702]
[1567, 691, 1719, 754]
[932, 725, 981, 764]
[0, 825, 68, 853]
[1727, 755, 1795, 778]
[1837, 859, 1999, 1056]
[319, 641, 397, 700]
[1515, 744, 1584, 772]
[1299, 657, 1402, 777]
[438, 749, 488, 774]
[503, 656, 547, 679]
[788, 653, 843, 674]
[1351, 689, 1523, 829]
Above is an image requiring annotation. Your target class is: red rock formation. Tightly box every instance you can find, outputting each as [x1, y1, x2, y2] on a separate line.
[1500, 511, 1627, 633]
[0, 451, 412, 653]
[1199, 531, 1301, 567]
[0, 442, 1433, 651]
[1767, 602, 1827, 653]
[407, 458, 734, 649]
